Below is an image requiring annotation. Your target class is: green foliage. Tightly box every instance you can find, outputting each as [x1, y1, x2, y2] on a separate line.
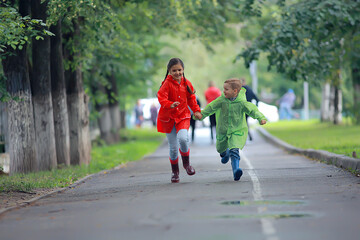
[84, 0, 252, 111]
[0, 4, 51, 56]
[235, 0, 360, 123]
[2, 0, 293, 112]
[47, 0, 96, 26]
[83, 1, 166, 110]
[82, 0, 287, 111]
[151, 34, 321, 109]
[264, 119, 360, 158]
[238, 0, 360, 83]
[0, 129, 164, 192]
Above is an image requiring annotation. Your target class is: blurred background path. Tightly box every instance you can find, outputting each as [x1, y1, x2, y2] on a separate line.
[0, 127, 359, 240]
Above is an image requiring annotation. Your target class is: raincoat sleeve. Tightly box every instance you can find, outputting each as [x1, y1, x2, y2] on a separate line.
[197, 96, 223, 120]
[157, 82, 174, 109]
[242, 101, 267, 122]
[186, 81, 201, 114]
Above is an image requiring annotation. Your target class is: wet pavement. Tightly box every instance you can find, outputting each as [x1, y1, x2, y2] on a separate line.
[0, 127, 359, 240]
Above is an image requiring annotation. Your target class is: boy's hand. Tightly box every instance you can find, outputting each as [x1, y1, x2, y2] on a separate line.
[171, 102, 180, 108]
[260, 120, 267, 125]
[194, 111, 202, 120]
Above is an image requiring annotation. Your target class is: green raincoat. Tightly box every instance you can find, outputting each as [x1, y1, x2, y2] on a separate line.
[199, 88, 266, 154]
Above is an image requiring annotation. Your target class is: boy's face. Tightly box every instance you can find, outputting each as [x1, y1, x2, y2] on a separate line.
[223, 83, 238, 99]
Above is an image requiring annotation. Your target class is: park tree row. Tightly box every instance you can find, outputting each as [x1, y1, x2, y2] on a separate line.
[1, 0, 260, 174]
[237, 0, 360, 124]
[1, 0, 97, 174]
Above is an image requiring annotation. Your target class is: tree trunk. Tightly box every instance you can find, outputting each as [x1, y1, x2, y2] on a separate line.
[119, 94, 126, 129]
[97, 101, 113, 144]
[31, 0, 57, 171]
[3, 52, 38, 174]
[1, 0, 37, 174]
[120, 110, 126, 129]
[352, 63, 360, 124]
[0, 102, 7, 152]
[320, 82, 342, 124]
[332, 86, 342, 125]
[93, 82, 112, 144]
[50, 20, 70, 166]
[95, 73, 121, 144]
[107, 73, 120, 142]
[1, 0, 37, 175]
[66, 68, 91, 165]
[64, 19, 91, 165]
[109, 105, 121, 141]
[320, 82, 331, 122]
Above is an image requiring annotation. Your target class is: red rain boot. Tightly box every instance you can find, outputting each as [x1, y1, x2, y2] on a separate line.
[170, 158, 180, 183]
[180, 149, 195, 175]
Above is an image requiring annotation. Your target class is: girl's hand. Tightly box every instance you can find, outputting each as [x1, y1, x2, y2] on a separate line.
[194, 111, 202, 120]
[171, 102, 180, 108]
[260, 120, 267, 125]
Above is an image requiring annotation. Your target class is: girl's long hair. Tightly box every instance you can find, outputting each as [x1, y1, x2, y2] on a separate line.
[160, 58, 195, 94]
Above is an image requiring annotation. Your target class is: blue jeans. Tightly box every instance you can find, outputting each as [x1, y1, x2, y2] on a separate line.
[221, 148, 242, 180]
[227, 148, 242, 180]
[229, 148, 240, 163]
[220, 148, 240, 163]
[279, 103, 293, 120]
[166, 126, 189, 161]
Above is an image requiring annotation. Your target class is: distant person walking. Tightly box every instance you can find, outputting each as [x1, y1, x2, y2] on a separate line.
[189, 96, 201, 142]
[241, 77, 260, 141]
[194, 78, 267, 181]
[150, 103, 158, 127]
[134, 99, 144, 128]
[204, 81, 221, 143]
[157, 58, 202, 183]
[277, 89, 296, 120]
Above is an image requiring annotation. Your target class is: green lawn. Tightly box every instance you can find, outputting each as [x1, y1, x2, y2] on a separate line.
[263, 119, 360, 158]
[0, 128, 165, 193]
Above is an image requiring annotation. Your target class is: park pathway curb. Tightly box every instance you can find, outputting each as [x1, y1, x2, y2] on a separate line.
[0, 172, 98, 217]
[257, 126, 360, 173]
[0, 141, 166, 217]
[2, 129, 358, 217]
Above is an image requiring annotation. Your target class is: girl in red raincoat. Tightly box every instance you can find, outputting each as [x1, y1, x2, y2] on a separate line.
[157, 58, 202, 183]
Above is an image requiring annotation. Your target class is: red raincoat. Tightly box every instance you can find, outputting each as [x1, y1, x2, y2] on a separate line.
[157, 75, 201, 133]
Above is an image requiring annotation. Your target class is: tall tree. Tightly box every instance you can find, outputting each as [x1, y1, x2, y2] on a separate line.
[238, 0, 360, 123]
[64, 18, 91, 165]
[107, 73, 121, 141]
[31, 0, 57, 170]
[1, 0, 37, 174]
[50, 20, 70, 166]
[351, 25, 360, 123]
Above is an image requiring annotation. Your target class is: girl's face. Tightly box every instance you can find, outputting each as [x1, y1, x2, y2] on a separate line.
[169, 63, 184, 82]
[223, 83, 238, 99]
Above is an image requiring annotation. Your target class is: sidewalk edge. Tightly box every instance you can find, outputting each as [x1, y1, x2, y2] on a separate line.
[257, 127, 360, 172]
[0, 139, 166, 217]
[0, 173, 95, 217]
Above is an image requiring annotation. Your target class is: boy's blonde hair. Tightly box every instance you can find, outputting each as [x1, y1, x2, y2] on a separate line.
[224, 78, 242, 91]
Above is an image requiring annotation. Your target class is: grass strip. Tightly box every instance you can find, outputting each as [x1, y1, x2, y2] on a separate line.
[0, 128, 164, 193]
[263, 119, 360, 158]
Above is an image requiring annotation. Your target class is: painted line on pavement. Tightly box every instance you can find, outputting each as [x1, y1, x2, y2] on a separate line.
[241, 150, 279, 240]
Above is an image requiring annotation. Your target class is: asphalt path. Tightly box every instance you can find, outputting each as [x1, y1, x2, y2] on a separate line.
[1, 127, 359, 240]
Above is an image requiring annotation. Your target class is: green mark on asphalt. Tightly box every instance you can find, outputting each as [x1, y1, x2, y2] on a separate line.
[214, 213, 312, 219]
[221, 200, 305, 206]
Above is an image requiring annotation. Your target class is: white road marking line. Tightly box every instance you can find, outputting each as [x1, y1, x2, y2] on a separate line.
[241, 151, 279, 240]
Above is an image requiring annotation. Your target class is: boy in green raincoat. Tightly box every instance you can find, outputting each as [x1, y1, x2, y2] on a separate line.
[195, 78, 267, 181]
